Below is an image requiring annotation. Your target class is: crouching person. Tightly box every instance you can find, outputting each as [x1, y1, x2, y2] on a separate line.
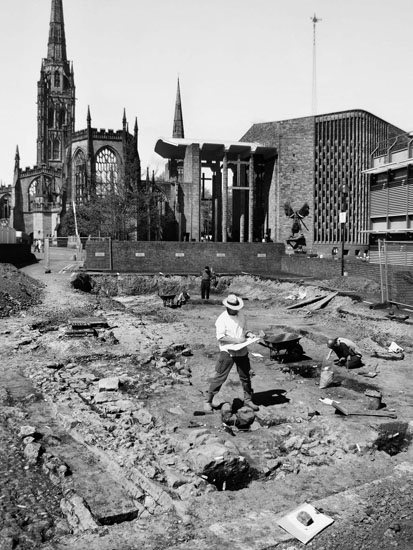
[204, 294, 259, 412]
[327, 337, 362, 369]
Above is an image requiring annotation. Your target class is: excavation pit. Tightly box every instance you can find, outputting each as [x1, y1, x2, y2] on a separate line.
[374, 421, 411, 456]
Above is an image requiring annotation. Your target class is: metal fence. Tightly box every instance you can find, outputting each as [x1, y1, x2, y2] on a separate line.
[370, 240, 413, 307]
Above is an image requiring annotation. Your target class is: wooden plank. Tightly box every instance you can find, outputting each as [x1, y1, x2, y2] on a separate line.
[308, 291, 339, 311]
[331, 402, 397, 419]
[286, 295, 327, 310]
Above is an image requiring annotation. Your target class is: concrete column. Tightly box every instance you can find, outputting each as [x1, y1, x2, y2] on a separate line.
[183, 144, 201, 240]
[248, 154, 255, 243]
[214, 160, 222, 242]
[222, 153, 228, 243]
[240, 213, 245, 242]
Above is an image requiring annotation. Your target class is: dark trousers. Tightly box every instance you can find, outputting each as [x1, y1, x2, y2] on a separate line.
[201, 280, 210, 299]
[207, 352, 253, 400]
[346, 355, 362, 369]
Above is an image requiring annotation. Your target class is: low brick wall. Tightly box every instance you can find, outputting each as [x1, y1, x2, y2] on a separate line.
[281, 255, 342, 279]
[85, 241, 285, 274]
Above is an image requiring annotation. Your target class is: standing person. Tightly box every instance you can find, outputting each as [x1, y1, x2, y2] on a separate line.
[201, 266, 212, 300]
[327, 337, 362, 369]
[204, 294, 259, 412]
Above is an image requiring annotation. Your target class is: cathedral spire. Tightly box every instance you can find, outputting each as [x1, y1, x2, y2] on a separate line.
[172, 77, 184, 139]
[87, 105, 91, 126]
[14, 146, 20, 172]
[123, 108, 127, 131]
[47, 0, 67, 62]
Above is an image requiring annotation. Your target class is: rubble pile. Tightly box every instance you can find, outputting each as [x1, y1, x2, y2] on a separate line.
[21, 342, 256, 520]
[0, 263, 44, 317]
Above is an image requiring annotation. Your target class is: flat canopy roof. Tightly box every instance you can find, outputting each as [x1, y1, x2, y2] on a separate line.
[155, 137, 277, 162]
[363, 158, 413, 175]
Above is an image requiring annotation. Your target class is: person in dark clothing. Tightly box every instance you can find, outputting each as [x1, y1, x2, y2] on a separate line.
[327, 337, 363, 369]
[201, 266, 212, 300]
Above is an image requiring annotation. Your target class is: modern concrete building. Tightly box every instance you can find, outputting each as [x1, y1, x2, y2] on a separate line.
[156, 137, 277, 242]
[157, 108, 404, 251]
[364, 132, 413, 243]
[11, 0, 140, 240]
[242, 110, 404, 256]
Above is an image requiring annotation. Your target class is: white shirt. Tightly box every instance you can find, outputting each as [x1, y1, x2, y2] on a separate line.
[215, 310, 248, 356]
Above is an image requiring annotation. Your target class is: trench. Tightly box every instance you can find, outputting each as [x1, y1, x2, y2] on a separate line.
[374, 421, 411, 456]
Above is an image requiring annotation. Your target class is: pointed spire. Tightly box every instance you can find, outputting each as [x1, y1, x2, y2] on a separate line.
[172, 77, 184, 139]
[47, 0, 67, 62]
[122, 108, 127, 131]
[87, 105, 91, 126]
[134, 117, 138, 136]
[14, 146, 20, 171]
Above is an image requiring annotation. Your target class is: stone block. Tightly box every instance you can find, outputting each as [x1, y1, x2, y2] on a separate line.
[102, 400, 135, 414]
[19, 425, 38, 438]
[98, 377, 119, 392]
[94, 391, 122, 404]
[24, 442, 42, 463]
[132, 408, 154, 426]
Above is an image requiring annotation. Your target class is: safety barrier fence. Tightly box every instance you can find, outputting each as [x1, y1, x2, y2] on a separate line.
[370, 241, 413, 307]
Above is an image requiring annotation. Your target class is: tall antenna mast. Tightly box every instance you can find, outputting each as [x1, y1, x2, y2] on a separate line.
[311, 13, 322, 116]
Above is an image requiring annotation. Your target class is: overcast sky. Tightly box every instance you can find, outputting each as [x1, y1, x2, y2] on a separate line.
[1, 0, 413, 184]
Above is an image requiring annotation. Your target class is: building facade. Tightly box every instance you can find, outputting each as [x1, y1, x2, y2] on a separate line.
[11, 0, 140, 239]
[364, 132, 413, 242]
[242, 110, 404, 256]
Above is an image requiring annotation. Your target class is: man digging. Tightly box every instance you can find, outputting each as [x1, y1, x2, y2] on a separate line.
[204, 294, 259, 412]
[326, 337, 363, 369]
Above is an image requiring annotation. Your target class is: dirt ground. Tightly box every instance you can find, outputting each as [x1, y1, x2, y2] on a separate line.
[0, 258, 412, 550]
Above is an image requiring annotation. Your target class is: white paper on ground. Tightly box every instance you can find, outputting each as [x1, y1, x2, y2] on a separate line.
[388, 341, 404, 353]
[251, 352, 264, 358]
[277, 502, 334, 544]
[222, 337, 260, 352]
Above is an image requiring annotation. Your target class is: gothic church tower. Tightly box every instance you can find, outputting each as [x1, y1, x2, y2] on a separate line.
[37, 0, 75, 169]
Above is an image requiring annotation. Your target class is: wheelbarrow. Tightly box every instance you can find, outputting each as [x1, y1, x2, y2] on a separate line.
[259, 332, 304, 363]
[159, 294, 176, 308]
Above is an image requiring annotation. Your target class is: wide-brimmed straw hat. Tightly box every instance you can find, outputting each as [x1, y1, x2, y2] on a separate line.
[222, 294, 244, 310]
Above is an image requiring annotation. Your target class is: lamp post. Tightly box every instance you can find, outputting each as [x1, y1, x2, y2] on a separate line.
[340, 183, 349, 276]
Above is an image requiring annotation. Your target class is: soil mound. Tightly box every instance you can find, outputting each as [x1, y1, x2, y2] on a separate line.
[314, 275, 381, 296]
[0, 263, 44, 317]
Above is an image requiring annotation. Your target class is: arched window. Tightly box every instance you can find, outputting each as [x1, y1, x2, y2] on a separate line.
[0, 194, 11, 219]
[54, 70, 60, 88]
[58, 107, 65, 128]
[28, 179, 42, 211]
[74, 150, 87, 204]
[95, 148, 119, 197]
[53, 138, 60, 160]
[48, 107, 54, 128]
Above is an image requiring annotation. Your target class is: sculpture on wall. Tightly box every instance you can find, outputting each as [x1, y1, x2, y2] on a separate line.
[284, 202, 310, 252]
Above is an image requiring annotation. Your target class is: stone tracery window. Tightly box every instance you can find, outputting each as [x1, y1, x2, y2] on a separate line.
[28, 177, 55, 210]
[95, 148, 119, 197]
[53, 138, 60, 160]
[0, 194, 11, 219]
[28, 179, 42, 211]
[74, 150, 87, 204]
[54, 70, 60, 87]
